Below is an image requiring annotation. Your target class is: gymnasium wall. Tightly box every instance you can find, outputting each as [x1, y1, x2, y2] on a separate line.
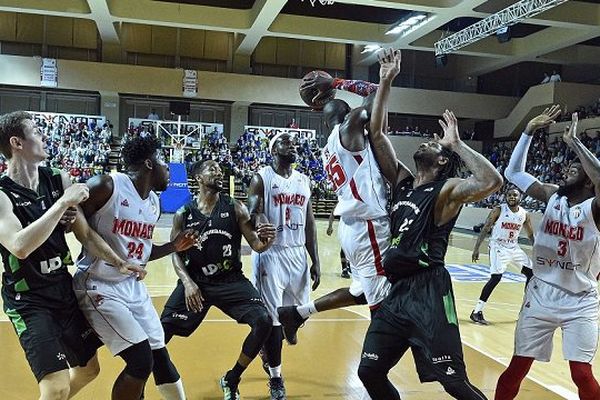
[0, 54, 519, 139]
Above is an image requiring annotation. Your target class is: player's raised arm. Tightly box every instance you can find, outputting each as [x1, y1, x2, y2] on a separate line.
[301, 74, 378, 99]
[369, 48, 412, 187]
[472, 207, 501, 263]
[504, 105, 562, 203]
[562, 112, 600, 228]
[437, 110, 503, 212]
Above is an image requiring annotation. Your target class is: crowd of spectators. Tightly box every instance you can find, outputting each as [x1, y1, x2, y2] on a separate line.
[231, 129, 333, 200]
[561, 98, 600, 122]
[0, 118, 112, 182]
[475, 128, 600, 211]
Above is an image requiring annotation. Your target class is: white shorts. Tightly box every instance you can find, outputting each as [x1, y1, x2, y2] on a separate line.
[489, 242, 532, 275]
[251, 246, 310, 326]
[73, 272, 165, 355]
[339, 216, 391, 308]
[514, 276, 599, 363]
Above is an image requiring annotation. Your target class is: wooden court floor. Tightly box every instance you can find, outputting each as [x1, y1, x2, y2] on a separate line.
[0, 219, 596, 399]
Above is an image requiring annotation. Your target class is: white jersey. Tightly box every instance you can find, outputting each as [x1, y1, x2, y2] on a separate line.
[76, 172, 160, 282]
[490, 204, 527, 248]
[322, 125, 388, 220]
[534, 193, 600, 294]
[258, 166, 311, 248]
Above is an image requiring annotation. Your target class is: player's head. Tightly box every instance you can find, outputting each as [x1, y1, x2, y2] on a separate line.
[0, 111, 47, 161]
[270, 132, 297, 164]
[557, 161, 593, 197]
[506, 188, 522, 207]
[121, 136, 170, 191]
[413, 141, 462, 180]
[323, 99, 351, 129]
[190, 159, 223, 191]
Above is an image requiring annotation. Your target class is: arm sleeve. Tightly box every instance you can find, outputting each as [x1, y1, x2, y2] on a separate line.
[504, 133, 539, 192]
[332, 78, 378, 97]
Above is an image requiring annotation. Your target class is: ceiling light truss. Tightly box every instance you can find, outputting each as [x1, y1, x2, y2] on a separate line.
[434, 0, 568, 56]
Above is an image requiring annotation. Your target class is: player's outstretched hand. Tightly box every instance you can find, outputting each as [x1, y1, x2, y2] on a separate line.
[61, 183, 89, 207]
[436, 110, 461, 151]
[184, 280, 204, 313]
[563, 112, 578, 146]
[525, 104, 562, 135]
[300, 73, 333, 97]
[471, 250, 479, 263]
[116, 261, 148, 281]
[172, 229, 199, 252]
[378, 48, 401, 82]
[310, 263, 321, 291]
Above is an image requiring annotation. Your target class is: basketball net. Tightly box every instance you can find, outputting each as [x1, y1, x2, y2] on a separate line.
[301, 0, 335, 6]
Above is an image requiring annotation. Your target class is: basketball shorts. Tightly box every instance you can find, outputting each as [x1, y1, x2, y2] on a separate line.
[489, 242, 532, 274]
[360, 267, 467, 384]
[73, 272, 165, 355]
[339, 216, 391, 307]
[514, 276, 599, 363]
[161, 276, 269, 337]
[251, 246, 310, 326]
[2, 280, 101, 382]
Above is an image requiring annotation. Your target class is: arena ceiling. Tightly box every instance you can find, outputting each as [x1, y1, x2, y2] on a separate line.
[1, 0, 599, 76]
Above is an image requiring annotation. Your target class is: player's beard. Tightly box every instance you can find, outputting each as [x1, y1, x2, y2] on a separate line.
[279, 152, 296, 164]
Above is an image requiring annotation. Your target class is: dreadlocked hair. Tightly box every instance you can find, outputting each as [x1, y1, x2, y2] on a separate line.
[121, 135, 161, 168]
[438, 145, 464, 180]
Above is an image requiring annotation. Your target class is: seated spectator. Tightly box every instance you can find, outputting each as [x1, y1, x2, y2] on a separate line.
[147, 109, 160, 120]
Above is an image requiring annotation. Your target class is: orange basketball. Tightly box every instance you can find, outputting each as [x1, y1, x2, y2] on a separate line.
[299, 70, 336, 110]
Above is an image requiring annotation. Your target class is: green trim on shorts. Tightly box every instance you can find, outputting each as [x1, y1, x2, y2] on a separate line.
[5, 308, 27, 337]
[14, 278, 30, 292]
[51, 168, 62, 176]
[443, 292, 458, 326]
[8, 254, 20, 272]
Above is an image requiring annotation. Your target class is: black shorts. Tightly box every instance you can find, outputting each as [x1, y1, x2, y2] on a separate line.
[360, 266, 467, 384]
[161, 277, 268, 337]
[2, 282, 102, 382]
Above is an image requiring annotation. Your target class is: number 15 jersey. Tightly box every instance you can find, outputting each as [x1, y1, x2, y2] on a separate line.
[322, 125, 388, 220]
[77, 172, 160, 282]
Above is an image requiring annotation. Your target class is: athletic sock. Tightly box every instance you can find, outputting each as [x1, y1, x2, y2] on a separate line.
[157, 378, 186, 400]
[297, 302, 317, 319]
[269, 365, 282, 378]
[474, 300, 485, 313]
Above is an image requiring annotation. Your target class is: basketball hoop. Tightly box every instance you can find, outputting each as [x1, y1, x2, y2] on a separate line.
[301, 0, 335, 6]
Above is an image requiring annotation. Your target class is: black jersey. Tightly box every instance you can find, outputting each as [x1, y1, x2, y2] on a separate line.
[0, 167, 73, 293]
[383, 177, 459, 283]
[179, 194, 243, 282]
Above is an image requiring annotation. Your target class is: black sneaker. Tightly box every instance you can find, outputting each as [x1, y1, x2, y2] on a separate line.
[277, 306, 307, 345]
[219, 375, 240, 400]
[258, 349, 270, 377]
[269, 377, 287, 400]
[470, 311, 489, 325]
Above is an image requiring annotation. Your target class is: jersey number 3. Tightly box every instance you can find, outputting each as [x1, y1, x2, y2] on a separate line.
[557, 240, 568, 257]
[325, 154, 347, 191]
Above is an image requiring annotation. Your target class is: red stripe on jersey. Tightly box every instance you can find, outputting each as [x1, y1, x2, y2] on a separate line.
[369, 303, 382, 311]
[349, 179, 363, 202]
[353, 155, 363, 165]
[367, 219, 385, 276]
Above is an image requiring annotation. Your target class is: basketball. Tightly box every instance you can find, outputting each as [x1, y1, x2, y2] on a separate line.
[299, 70, 336, 110]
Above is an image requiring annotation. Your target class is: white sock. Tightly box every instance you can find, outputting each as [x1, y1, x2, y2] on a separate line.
[269, 365, 282, 378]
[474, 300, 485, 313]
[157, 379, 186, 400]
[297, 301, 317, 319]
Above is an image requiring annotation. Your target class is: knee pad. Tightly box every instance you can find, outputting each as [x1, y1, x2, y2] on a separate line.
[119, 340, 153, 380]
[152, 347, 180, 385]
[357, 364, 379, 386]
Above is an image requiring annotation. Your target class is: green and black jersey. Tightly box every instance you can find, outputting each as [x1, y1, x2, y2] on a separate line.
[0, 167, 73, 294]
[178, 194, 243, 283]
